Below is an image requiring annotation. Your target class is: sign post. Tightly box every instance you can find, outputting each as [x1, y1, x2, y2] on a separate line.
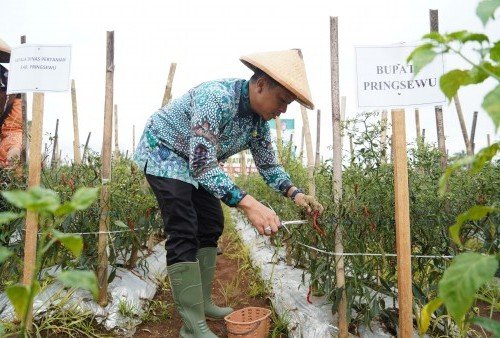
[355, 42, 444, 337]
[7, 43, 71, 329]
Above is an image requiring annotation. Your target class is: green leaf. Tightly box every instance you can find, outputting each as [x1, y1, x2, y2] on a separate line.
[71, 187, 98, 210]
[51, 230, 83, 258]
[423, 32, 445, 43]
[54, 202, 76, 217]
[447, 30, 469, 41]
[0, 323, 4, 336]
[449, 206, 497, 246]
[472, 317, 500, 336]
[482, 85, 500, 130]
[476, 0, 500, 26]
[0, 246, 13, 263]
[471, 142, 499, 173]
[467, 64, 490, 84]
[6, 282, 40, 321]
[1, 187, 60, 213]
[114, 220, 128, 228]
[407, 43, 437, 75]
[57, 270, 98, 300]
[491, 41, 500, 61]
[419, 298, 443, 335]
[438, 253, 498, 324]
[439, 70, 470, 100]
[0, 211, 24, 225]
[459, 33, 489, 44]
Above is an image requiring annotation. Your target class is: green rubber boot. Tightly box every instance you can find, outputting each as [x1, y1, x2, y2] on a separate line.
[167, 261, 218, 337]
[196, 247, 234, 320]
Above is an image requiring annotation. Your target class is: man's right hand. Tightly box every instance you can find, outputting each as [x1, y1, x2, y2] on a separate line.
[238, 195, 280, 236]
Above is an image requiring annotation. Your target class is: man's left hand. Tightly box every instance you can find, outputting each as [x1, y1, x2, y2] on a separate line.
[294, 194, 324, 215]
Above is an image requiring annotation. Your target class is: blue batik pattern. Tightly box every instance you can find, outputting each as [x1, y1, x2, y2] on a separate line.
[134, 79, 293, 206]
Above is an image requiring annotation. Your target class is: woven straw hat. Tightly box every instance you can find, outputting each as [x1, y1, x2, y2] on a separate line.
[0, 37, 11, 63]
[240, 49, 314, 110]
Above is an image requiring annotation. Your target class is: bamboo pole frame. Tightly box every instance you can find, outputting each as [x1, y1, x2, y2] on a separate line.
[391, 109, 413, 338]
[82, 132, 91, 164]
[22, 92, 44, 329]
[330, 16, 348, 337]
[300, 106, 315, 196]
[315, 109, 321, 167]
[161, 62, 177, 107]
[51, 119, 59, 169]
[20, 35, 28, 170]
[453, 94, 472, 155]
[470, 111, 478, 154]
[381, 110, 388, 164]
[275, 116, 283, 160]
[97, 31, 114, 306]
[71, 79, 82, 165]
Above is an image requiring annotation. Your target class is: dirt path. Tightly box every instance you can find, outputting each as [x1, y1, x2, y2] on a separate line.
[134, 215, 273, 337]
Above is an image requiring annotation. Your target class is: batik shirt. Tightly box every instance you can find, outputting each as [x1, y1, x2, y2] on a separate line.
[134, 79, 294, 207]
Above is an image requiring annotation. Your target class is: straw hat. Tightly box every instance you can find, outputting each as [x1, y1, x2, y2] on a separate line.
[240, 49, 314, 110]
[0, 37, 11, 63]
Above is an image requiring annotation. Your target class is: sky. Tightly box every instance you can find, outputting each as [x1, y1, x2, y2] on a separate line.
[1, 0, 499, 163]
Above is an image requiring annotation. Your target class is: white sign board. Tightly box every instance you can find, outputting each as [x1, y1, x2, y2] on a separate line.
[7, 44, 71, 94]
[355, 43, 446, 108]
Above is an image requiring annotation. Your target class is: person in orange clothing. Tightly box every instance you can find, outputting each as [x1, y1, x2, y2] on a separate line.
[0, 64, 23, 169]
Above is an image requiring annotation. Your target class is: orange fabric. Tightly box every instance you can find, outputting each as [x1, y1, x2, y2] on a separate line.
[0, 98, 22, 168]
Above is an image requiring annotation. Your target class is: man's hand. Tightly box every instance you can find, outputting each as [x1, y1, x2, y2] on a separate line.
[238, 195, 280, 236]
[294, 193, 324, 215]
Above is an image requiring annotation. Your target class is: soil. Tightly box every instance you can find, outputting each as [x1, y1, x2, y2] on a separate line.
[134, 235, 271, 338]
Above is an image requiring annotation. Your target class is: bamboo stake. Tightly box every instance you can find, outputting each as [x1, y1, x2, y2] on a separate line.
[415, 108, 421, 141]
[20, 35, 28, 170]
[299, 124, 305, 159]
[391, 109, 413, 338]
[422, 128, 426, 144]
[97, 31, 114, 306]
[315, 109, 321, 167]
[330, 16, 348, 337]
[453, 94, 472, 155]
[71, 79, 82, 165]
[22, 92, 44, 329]
[161, 62, 177, 107]
[82, 132, 91, 164]
[381, 110, 388, 164]
[275, 116, 283, 160]
[114, 104, 120, 157]
[487, 134, 491, 146]
[132, 125, 136, 154]
[51, 119, 59, 169]
[300, 106, 315, 196]
[430, 10, 447, 169]
[470, 111, 478, 154]
[349, 135, 354, 163]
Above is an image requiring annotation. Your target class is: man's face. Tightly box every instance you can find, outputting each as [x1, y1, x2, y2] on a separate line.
[251, 78, 296, 121]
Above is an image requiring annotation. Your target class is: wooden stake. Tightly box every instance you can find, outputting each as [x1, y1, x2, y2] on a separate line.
[114, 104, 120, 157]
[299, 124, 305, 159]
[391, 109, 413, 338]
[435, 106, 447, 169]
[349, 135, 354, 163]
[132, 124, 136, 154]
[415, 108, 421, 141]
[470, 111, 478, 154]
[381, 110, 388, 164]
[161, 62, 177, 107]
[430, 10, 447, 169]
[330, 16, 348, 337]
[82, 132, 91, 164]
[71, 79, 82, 165]
[275, 116, 283, 160]
[487, 134, 491, 147]
[20, 35, 28, 169]
[51, 119, 59, 169]
[300, 106, 315, 196]
[22, 92, 44, 329]
[422, 128, 426, 144]
[453, 94, 472, 155]
[315, 109, 321, 166]
[97, 31, 114, 306]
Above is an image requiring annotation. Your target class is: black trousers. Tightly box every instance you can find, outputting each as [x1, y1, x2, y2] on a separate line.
[146, 174, 224, 265]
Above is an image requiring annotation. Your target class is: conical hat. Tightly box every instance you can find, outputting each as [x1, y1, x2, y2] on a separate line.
[0, 37, 11, 63]
[240, 49, 314, 110]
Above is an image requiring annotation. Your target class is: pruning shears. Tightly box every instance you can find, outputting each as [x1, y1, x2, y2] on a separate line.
[279, 220, 308, 234]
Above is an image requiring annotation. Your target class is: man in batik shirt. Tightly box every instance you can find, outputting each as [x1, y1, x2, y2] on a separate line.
[134, 49, 323, 337]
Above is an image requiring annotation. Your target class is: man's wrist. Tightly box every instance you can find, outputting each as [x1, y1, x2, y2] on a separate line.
[289, 188, 304, 201]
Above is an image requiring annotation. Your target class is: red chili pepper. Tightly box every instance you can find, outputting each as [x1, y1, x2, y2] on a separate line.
[311, 211, 326, 236]
[306, 287, 312, 304]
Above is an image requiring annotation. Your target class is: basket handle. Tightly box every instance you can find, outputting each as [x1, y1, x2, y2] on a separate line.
[226, 321, 260, 336]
